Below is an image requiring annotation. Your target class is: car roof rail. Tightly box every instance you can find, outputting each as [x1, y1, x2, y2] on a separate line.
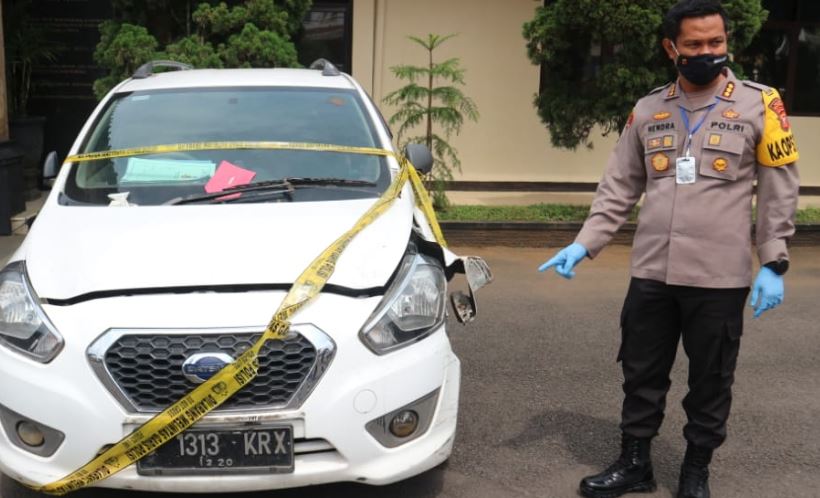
[309, 58, 341, 76]
[132, 60, 194, 79]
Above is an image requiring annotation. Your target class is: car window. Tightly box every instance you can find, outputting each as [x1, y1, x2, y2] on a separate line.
[64, 87, 390, 205]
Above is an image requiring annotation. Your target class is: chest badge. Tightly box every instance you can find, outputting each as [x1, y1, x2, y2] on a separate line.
[713, 157, 729, 172]
[651, 152, 670, 172]
[722, 109, 740, 119]
[653, 111, 671, 120]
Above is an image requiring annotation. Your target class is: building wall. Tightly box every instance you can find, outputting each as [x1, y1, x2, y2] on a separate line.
[351, 0, 820, 195]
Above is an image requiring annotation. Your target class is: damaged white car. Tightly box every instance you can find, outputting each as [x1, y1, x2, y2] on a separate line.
[0, 60, 491, 494]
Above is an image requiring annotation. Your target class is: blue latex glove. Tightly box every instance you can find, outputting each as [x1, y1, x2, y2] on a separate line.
[749, 266, 784, 318]
[538, 242, 588, 279]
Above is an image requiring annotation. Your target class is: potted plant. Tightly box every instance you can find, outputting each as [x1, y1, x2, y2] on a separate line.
[4, 0, 56, 202]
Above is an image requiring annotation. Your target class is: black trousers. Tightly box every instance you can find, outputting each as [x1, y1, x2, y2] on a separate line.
[618, 278, 750, 449]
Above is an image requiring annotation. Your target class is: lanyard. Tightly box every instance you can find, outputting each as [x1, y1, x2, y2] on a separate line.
[678, 97, 718, 156]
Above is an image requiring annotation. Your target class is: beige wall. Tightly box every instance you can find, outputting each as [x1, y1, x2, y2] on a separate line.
[352, 0, 819, 190]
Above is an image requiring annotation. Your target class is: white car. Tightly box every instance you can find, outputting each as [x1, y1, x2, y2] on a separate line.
[0, 60, 490, 494]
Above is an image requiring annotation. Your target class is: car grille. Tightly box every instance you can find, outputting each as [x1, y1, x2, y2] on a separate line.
[103, 332, 318, 412]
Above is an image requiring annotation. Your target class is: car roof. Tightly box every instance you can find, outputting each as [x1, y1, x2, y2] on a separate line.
[116, 68, 357, 93]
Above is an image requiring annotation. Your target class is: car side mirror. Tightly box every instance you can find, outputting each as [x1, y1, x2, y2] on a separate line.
[403, 143, 433, 175]
[43, 151, 59, 180]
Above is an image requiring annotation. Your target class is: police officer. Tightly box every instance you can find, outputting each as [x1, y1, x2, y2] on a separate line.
[539, 1, 799, 497]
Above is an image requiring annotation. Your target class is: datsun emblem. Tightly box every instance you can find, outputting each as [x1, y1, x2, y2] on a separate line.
[182, 352, 235, 384]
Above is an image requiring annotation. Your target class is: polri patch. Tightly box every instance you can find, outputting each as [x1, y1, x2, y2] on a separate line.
[768, 98, 790, 131]
[713, 157, 728, 172]
[710, 121, 745, 133]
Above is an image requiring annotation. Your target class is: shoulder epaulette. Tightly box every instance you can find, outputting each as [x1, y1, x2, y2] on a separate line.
[648, 82, 673, 95]
[742, 80, 771, 93]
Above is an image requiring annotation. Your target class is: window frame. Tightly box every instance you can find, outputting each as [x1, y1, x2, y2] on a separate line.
[753, 0, 820, 116]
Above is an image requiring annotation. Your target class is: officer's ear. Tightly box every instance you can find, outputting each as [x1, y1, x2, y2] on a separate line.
[661, 38, 677, 61]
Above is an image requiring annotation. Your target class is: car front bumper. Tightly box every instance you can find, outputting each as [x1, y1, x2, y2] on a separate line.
[0, 290, 460, 492]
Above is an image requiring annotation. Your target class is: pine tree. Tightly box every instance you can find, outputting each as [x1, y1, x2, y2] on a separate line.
[383, 34, 478, 209]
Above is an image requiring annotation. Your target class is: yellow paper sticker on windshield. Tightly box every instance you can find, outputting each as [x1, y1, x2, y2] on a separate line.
[756, 89, 799, 167]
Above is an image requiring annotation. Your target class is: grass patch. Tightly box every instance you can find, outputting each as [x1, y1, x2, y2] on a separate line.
[438, 204, 820, 223]
[796, 206, 820, 224]
[438, 204, 637, 222]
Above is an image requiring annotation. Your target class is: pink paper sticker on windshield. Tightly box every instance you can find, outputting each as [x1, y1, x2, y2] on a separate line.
[204, 161, 256, 199]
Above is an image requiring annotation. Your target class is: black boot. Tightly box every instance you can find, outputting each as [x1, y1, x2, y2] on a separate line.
[677, 444, 713, 498]
[579, 434, 657, 498]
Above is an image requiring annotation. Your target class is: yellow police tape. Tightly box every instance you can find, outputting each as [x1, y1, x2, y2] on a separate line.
[36, 142, 445, 495]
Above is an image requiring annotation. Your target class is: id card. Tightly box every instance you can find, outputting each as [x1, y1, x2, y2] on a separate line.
[676, 156, 696, 184]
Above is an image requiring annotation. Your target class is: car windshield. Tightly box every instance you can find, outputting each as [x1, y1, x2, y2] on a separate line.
[63, 87, 390, 205]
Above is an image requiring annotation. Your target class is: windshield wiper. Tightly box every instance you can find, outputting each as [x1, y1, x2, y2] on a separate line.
[164, 177, 377, 205]
[165, 180, 293, 205]
[283, 177, 376, 187]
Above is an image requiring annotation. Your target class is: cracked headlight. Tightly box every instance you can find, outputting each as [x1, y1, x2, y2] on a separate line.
[0, 262, 63, 363]
[359, 250, 446, 355]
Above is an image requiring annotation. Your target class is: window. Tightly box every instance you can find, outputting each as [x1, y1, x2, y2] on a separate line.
[738, 0, 820, 115]
[296, 0, 353, 73]
[64, 87, 388, 205]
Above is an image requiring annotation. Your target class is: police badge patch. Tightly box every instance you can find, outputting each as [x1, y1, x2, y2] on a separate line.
[722, 109, 740, 119]
[651, 153, 670, 172]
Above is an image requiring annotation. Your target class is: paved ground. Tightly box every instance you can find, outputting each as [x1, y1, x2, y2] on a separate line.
[1, 242, 819, 497]
[0, 235, 24, 267]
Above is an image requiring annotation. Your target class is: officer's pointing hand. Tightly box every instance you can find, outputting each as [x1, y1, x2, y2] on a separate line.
[538, 242, 588, 279]
[749, 266, 784, 318]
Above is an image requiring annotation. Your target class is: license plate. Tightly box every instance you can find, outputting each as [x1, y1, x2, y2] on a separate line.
[137, 426, 293, 475]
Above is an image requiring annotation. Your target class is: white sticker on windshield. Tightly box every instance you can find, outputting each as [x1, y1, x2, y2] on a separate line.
[130, 95, 151, 101]
[121, 158, 216, 183]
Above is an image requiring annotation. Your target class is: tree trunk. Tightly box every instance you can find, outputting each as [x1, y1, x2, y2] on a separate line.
[426, 45, 433, 150]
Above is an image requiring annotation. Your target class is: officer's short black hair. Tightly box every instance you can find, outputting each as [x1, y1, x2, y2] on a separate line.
[663, 0, 729, 41]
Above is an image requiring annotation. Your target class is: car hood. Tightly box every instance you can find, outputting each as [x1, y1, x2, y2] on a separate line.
[24, 195, 414, 300]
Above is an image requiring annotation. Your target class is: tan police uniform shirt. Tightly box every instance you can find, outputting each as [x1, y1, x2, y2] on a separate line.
[575, 68, 800, 288]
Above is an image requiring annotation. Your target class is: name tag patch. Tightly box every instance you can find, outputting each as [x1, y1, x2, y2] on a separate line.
[648, 122, 675, 133]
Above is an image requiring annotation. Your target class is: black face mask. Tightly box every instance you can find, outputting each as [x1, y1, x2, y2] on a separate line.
[672, 43, 728, 86]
